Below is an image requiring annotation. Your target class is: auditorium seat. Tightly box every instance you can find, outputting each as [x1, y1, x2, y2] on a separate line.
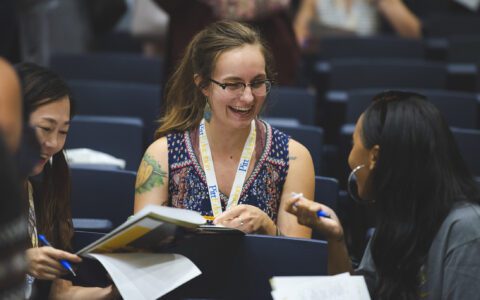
[66, 115, 144, 171]
[69, 80, 162, 146]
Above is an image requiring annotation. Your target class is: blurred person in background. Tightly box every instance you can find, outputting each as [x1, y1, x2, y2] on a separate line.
[294, 0, 422, 48]
[154, 0, 301, 85]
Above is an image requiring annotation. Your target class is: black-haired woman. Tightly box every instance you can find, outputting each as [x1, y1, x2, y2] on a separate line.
[16, 63, 118, 299]
[287, 91, 480, 299]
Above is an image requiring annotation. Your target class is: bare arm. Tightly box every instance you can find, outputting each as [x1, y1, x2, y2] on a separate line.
[376, 0, 421, 38]
[276, 139, 315, 238]
[285, 195, 353, 274]
[49, 280, 119, 300]
[134, 138, 169, 213]
[293, 0, 317, 47]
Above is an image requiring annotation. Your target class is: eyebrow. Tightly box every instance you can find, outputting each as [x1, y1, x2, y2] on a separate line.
[41, 117, 70, 126]
[222, 74, 267, 82]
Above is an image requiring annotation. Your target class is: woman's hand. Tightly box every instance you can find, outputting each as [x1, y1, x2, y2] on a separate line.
[102, 284, 121, 300]
[213, 204, 276, 235]
[285, 194, 344, 242]
[26, 247, 82, 280]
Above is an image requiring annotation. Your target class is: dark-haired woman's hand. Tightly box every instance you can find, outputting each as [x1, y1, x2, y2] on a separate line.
[285, 194, 344, 242]
[26, 246, 82, 280]
[214, 204, 276, 235]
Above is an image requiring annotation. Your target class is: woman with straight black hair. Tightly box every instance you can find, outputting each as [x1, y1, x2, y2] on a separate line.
[287, 91, 480, 299]
[16, 62, 118, 299]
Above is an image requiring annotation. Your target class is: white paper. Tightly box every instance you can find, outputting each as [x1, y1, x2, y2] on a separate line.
[270, 273, 350, 291]
[65, 148, 126, 169]
[453, 0, 480, 10]
[90, 253, 201, 300]
[271, 273, 370, 300]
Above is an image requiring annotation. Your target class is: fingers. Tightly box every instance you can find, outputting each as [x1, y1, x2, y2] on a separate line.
[26, 247, 82, 280]
[48, 247, 82, 263]
[213, 205, 268, 233]
[285, 193, 302, 214]
[34, 264, 66, 280]
[213, 205, 245, 225]
[27, 248, 65, 280]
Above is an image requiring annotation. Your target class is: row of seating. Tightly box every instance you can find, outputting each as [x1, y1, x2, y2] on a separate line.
[65, 85, 480, 180]
[70, 162, 339, 236]
[310, 35, 480, 63]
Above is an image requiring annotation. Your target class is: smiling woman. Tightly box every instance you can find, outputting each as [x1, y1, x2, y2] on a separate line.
[15, 63, 118, 300]
[134, 20, 315, 239]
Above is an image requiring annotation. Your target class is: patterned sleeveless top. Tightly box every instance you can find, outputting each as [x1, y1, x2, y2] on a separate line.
[167, 120, 289, 222]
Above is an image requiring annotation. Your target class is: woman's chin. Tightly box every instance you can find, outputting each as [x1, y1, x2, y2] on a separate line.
[30, 160, 47, 176]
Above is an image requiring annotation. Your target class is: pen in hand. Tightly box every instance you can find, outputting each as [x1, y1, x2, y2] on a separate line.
[37, 234, 77, 277]
[291, 192, 331, 219]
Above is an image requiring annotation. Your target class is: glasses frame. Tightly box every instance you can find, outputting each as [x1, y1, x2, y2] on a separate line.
[208, 78, 273, 97]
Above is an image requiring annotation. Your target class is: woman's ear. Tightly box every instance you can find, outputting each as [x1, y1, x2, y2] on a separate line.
[368, 145, 380, 170]
[194, 74, 209, 97]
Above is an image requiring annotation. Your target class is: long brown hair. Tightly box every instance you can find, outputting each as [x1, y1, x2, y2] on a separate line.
[155, 20, 276, 139]
[15, 63, 75, 251]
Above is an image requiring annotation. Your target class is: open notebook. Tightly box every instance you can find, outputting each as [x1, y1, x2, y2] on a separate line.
[77, 205, 242, 300]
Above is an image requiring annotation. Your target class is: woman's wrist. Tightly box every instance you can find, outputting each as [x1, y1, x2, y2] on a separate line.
[261, 217, 277, 236]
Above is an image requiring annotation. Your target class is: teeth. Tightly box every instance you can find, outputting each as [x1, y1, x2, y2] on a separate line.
[231, 106, 252, 112]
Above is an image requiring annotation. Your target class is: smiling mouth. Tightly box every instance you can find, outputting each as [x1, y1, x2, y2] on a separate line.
[229, 105, 254, 114]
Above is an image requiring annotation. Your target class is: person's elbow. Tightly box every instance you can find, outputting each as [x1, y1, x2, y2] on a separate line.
[397, 22, 422, 39]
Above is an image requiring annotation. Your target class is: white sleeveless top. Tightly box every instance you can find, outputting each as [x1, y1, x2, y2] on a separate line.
[316, 0, 380, 36]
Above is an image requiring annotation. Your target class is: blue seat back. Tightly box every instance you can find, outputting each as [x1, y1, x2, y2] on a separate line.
[315, 176, 339, 211]
[343, 88, 478, 129]
[66, 115, 144, 171]
[274, 124, 324, 175]
[319, 36, 425, 59]
[50, 53, 163, 84]
[451, 127, 480, 177]
[313, 176, 339, 240]
[70, 166, 136, 229]
[315, 59, 448, 91]
[263, 87, 316, 125]
[69, 80, 161, 145]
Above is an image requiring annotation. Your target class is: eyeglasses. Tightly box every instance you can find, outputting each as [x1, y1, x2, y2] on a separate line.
[209, 78, 272, 97]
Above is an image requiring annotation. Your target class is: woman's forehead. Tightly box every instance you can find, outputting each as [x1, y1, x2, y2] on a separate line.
[213, 44, 266, 79]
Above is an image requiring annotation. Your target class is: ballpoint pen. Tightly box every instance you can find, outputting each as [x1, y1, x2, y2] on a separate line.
[291, 192, 331, 219]
[37, 234, 77, 277]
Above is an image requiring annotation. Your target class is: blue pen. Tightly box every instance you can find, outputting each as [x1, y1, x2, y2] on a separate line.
[38, 234, 77, 277]
[291, 192, 331, 219]
[316, 210, 331, 219]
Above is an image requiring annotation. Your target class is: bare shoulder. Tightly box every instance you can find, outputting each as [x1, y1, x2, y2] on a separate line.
[134, 137, 170, 210]
[138, 136, 169, 181]
[288, 138, 312, 163]
[145, 136, 168, 158]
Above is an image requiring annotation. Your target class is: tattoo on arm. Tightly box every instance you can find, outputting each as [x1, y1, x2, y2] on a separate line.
[135, 154, 167, 194]
[289, 156, 297, 161]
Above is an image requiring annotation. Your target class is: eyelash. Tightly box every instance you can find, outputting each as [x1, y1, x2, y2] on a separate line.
[39, 127, 68, 135]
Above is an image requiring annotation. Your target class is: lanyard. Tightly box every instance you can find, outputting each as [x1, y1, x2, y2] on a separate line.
[199, 119, 256, 218]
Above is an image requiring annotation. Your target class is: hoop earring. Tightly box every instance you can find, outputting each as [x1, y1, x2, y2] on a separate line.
[204, 97, 211, 122]
[347, 164, 374, 205]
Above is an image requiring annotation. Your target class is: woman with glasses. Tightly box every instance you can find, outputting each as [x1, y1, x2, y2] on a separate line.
[286, 91, 480, 299]
[134, 20, 314, 237]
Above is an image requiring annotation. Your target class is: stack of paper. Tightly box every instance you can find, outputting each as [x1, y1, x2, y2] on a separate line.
[91, 253, 201, 300]
[270, 273, 371, 300]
